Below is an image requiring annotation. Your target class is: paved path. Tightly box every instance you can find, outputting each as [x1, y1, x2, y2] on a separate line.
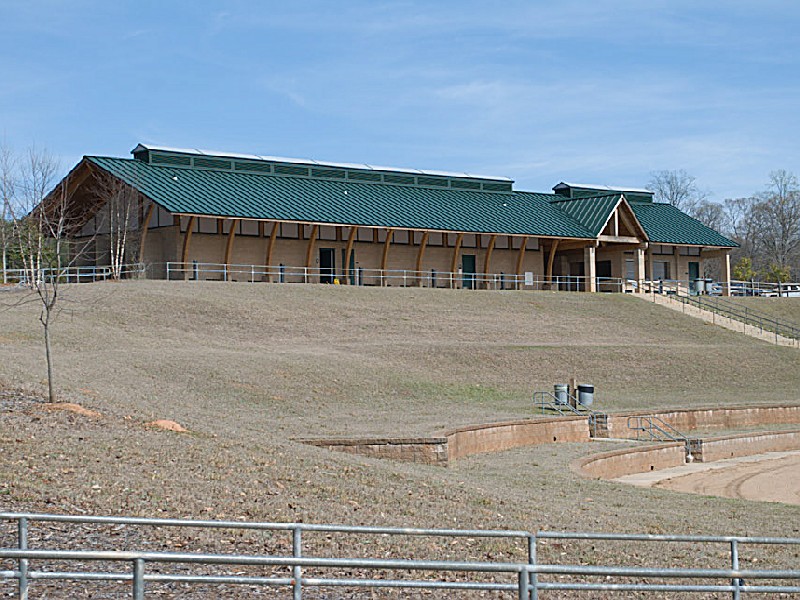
[616, 450, 800, 505]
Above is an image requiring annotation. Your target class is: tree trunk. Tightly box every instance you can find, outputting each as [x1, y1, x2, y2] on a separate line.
[43, 314, 56, 403]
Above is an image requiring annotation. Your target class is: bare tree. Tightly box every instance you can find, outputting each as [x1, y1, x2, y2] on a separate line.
[93, 171, 141, 279]
[752, 170, 800, 275]
[692, 199, 726, 232]
[0, 143, 16, 284]
[648, 170, 706, 214]
[6, 147, 91, 402]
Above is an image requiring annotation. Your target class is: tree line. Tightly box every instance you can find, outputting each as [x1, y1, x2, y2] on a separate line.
[648, 169, 800, 282]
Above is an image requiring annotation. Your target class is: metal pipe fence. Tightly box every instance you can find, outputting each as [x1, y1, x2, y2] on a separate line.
[2, 513, 799, 598]
[163, 261, 627, 292]
[2, 263, 146, 286]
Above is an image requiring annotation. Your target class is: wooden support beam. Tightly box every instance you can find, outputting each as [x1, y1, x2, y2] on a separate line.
[546, 239, 560, 283]
[265, 222, 279, 282]
[553, 239, 591, 252]
[180, 215, 196, 280]
[137, 202, 156, 265]
[223, 219, 240, 281]
[483, 234, 497, 289]
[515, 236, 528, 289]
[305, 224, 319, 282]
[415, 232, 429, 286]
[343, 226, 358, 285]
[598, 235, 640, 244]
[450, 233, 464, 288]
[380, 228, 394, 286]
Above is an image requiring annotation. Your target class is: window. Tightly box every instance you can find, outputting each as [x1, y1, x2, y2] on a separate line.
[653, 261, 671, 280]
[625, 259, 636, 280]
[241, 220, 260, 236]
[651, 244, 674, 255]
[679, 246, 701, 256]
[280, 223, 299, 239]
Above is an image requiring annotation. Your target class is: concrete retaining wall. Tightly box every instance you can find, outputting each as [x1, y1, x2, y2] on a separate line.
[607, 405, 800, 438]
[695, 430, 800, 462]
[300, 404, 800, 467]
[445, 417, 589, 461]
[303, 437, 449, 466]
[575, 443, 686, 480]
[575, 430, 800, 480]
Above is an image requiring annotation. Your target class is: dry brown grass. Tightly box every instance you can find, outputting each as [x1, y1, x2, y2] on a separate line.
[724, 296, 800, 325]
[1, 281, 798, 597]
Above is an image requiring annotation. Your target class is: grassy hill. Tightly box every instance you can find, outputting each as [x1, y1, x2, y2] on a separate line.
[1, 282, 798, 595]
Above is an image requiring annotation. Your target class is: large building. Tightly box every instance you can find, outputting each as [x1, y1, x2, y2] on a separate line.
[56, 144, 737, 292]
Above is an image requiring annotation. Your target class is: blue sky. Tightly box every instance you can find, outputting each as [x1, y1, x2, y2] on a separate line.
[1, 1, 798, 201]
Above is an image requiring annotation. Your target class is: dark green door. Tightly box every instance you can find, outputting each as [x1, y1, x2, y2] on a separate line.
[462, 254, 476, 289]
[688, 261, 700, 294]
[319, 248, 335, 284]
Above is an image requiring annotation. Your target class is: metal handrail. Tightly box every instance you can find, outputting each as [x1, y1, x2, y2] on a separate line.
[626, 415, 689, 443]
[3, 263, 146, 286]
[665, 292, 800, 341]
[2, 513, 800, 599]
[164, 261, 627, 292]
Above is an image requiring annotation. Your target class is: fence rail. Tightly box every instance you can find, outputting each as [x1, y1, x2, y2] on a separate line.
[164, 261, 630, 292]
[663, 291, 800, 341]
[2, 513, 800, 599]
[2, 263, 145, 286]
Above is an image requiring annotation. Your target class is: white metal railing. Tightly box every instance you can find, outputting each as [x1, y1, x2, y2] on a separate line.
[2, 513, 800, 599]
[164, 261, 627, 292]
[2, 264, 145, 286]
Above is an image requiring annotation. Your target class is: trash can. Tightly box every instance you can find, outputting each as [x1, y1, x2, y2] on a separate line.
[693, 278, 705, 294]
[554, 384, 569, 405]
[577, 384, 594, 408]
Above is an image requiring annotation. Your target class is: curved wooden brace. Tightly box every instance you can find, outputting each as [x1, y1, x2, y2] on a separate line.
[380, 228, 394, 286]
[515, 236, 529, 288]
[415, 231, 429, 286]
[450, 233, 464, 288]
[265, 222, 279, 282]
[138, 202, 156, 265]
[180, 216, 197, 279]
[305, 225, 319, 283]
[223, 219, 240, 281]
[546, 239, 560, 283]
[483, 235, 497, 289]
[343, 226, 358, 285]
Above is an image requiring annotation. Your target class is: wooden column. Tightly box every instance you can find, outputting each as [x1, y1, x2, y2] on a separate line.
[137, 202, 156, 265]
[584, 245, 597, 292]
[635, 246, 646, 293]
[343, 226, 358, 285]
[305, 224, 319, 283]
[415, 232, 429, 286]
[546, 239, 560, 285]
[180, 216, 196, 280]
[721, 250, 731, 296]
[450, 233, 464, 288]
[483, 235, 497, 289]
[515, 236, 529, 289]
[265, 222, 279, 282]
[380, 229, 394, 286]
[223, 219, 240, 281]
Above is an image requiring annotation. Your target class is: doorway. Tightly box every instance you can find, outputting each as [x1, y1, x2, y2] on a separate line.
[319, 248, 335, 284]
[462, 254, 476, 289]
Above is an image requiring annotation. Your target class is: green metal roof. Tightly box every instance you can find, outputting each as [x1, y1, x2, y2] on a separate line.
[631, 202, 737, 247]
[84, 155, 736, 247]
[87, 156, 594, 239]
[549, 194, 622, 237]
